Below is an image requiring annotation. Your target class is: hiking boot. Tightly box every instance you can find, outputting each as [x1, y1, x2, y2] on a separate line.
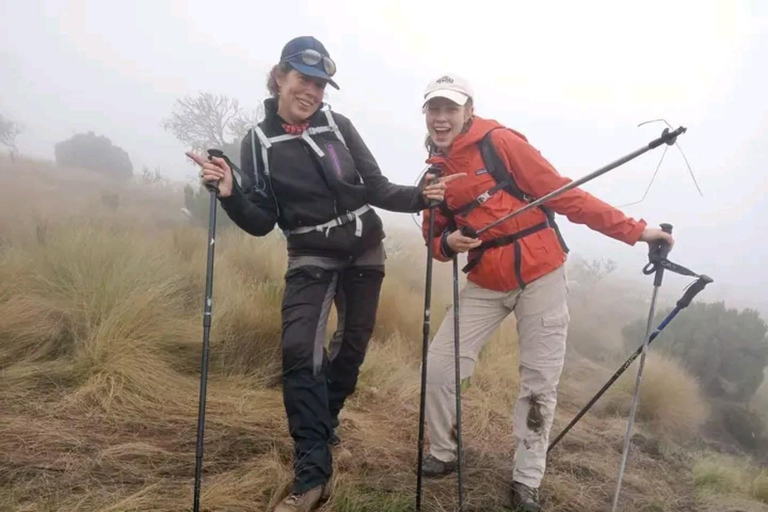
[273, 483, 330, 512]
[510, 481, 541, 512]
[329, 427, 340, 446]
[421, 454, 457, 478]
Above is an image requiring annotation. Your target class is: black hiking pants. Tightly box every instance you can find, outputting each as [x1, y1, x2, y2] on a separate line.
[281, 252, 384, 494]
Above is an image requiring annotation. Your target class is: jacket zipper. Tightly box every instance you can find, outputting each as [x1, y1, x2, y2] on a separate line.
[326, 143, 343, 177]
[266, 172, 281, 218]
[326, 143, 342, 216]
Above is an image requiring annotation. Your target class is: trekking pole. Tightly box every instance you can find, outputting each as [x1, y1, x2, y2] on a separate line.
[452, 255, 465, 511]
[416, 166, 442, 511]
[193, 149, 223, 512]
[547, 272, 713, 453]
[610, 223, 673, 512]
[466, 127, 686, 238]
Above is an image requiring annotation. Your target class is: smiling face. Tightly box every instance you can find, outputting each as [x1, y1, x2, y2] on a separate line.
[276, 69, 327, 123]
[425, 96, 474, 151]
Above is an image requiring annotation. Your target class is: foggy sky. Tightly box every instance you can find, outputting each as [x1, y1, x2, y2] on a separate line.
[2, 0, 766, 313]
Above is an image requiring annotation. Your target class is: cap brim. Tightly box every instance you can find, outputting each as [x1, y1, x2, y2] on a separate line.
[289, 62, 340, 90]
[423, 89, 469, 107]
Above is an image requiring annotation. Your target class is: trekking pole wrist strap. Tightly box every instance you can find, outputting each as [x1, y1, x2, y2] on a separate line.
[440, 230, 457, 259]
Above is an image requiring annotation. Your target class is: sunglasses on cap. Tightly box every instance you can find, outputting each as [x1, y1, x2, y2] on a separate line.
[281, 49, 337, 77]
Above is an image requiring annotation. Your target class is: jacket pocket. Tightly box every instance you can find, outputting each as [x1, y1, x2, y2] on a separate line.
[542, 313, 569, 330]
[324, 140, 359, 184]
[283, 266, 337, 302]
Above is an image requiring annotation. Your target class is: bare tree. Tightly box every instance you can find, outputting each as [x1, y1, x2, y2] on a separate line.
[0, 113, 23, 157]
[141, 165, 164, 184]
[571, 256, 618, 293]
[162, 92, 262, 154]
[229, 105, 264, 140]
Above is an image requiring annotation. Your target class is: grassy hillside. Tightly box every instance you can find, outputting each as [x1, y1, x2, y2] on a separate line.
[0, 156, 766, 512]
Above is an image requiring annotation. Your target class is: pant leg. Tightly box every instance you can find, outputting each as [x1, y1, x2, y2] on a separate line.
[326, 265, 385, 426]
[426, 281, 512, 462]
[508, 265, 569, 488]
[281, 265, 338, 494]
[327, 286, 346, 364]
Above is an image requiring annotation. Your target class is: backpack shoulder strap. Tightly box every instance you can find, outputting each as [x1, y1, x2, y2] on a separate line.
[303, 105, 348, 148]
[478, 128, 530, 203]
[252, 123, 271, 172]
[323, 107, 347, 147]
[477, 128, 569, 253]
[247, 124, 281, 216]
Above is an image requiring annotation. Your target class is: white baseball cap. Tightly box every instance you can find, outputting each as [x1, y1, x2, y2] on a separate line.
[423, 73, 474, 107]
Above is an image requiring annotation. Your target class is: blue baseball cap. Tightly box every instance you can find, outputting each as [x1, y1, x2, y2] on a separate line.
[280, 36, 339, 90]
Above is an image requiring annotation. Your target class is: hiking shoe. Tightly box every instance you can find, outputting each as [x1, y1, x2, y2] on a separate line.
[421, 454, 457, 478]
[510, 481, 541, 512]
[273, 483, 330, 512]
[329, 427, 340, 446]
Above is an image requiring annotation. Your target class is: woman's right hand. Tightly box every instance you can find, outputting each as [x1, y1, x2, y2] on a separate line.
[446, 230, 482, 253]
[185, 151, 234, 198]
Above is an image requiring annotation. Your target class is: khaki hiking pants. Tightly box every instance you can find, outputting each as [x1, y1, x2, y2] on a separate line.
[425, 265, 569, 488]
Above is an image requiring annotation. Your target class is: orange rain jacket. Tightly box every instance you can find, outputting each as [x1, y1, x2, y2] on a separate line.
[422, 116, 647, 292]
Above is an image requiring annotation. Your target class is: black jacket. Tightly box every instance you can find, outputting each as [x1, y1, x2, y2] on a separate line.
[219, 98, 427, 258]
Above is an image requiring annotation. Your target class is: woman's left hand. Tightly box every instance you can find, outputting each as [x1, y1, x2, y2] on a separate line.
[422, 172, 466, 203]
[639, 227, 675, 250]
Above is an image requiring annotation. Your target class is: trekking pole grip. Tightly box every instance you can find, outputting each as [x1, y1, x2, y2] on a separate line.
[677, 274, 714, 309]
[205, 149, 222, 193]
[651, 223, 673, 286]
[426, 165, 443, 208]
[659, 223, 673, 259]
[642, 223, 673, 283]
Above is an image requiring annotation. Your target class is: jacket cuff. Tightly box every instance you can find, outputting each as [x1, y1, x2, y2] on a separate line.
[415, 182, 429, 210]
[218, 185, 243, 211]
[626, 218, 648, 246]
[440, 230, 457, 259]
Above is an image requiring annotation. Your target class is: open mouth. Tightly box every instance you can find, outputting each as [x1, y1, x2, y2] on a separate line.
[433, 127, 451, 136]
[297, 98, 314, 109]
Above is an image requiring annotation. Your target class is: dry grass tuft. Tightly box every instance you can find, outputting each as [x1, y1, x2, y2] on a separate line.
[691, 453, 768, 509]
[752, 472, 768, 504]
[693, 454, 750, 495]
[693, 453, 768, 504]
[601, 352, 709, 441]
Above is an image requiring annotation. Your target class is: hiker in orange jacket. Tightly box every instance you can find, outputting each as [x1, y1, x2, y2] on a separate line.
[418, 74, 674, 511]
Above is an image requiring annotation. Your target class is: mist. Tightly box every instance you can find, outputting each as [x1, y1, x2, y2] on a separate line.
[2, 0, 767, 313]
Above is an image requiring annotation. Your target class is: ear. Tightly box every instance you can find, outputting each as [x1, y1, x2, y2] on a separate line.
[276, 68, 290, 92]
[464, 104, 475, 121]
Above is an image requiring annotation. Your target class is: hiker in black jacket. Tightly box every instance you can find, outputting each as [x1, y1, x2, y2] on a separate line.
[188, 36, 461, 512]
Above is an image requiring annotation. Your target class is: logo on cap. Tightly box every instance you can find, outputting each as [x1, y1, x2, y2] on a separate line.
[436, 76, 454, 84]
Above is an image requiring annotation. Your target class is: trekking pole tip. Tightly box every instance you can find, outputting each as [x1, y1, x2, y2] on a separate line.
[651, 126, 687, 148]
[665, 126, 687, 145]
